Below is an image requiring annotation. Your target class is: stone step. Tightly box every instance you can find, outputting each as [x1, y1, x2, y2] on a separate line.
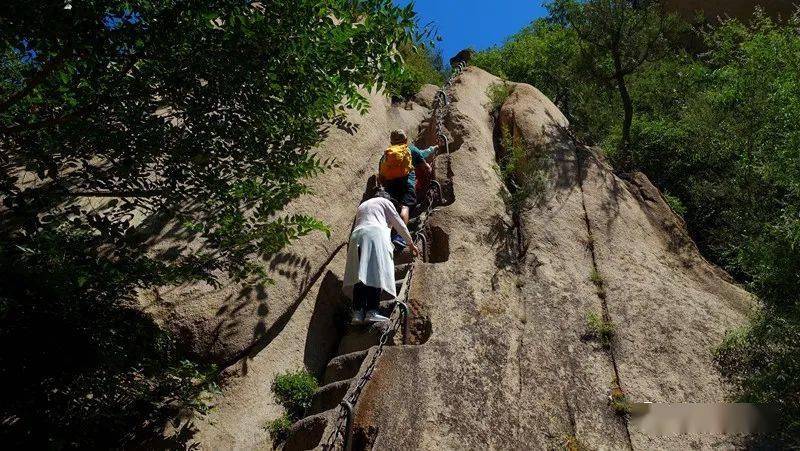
[394, 263, 412, 278]
[306, 378, 354, 417]
[323, 350, 368, 385]
[337, 321, 392, 356]
[378, 300, 396, 316]
[284, 409, 336, 451]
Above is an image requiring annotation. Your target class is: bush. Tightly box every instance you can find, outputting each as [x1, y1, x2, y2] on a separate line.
[386, 42, 444, 100]
[487, 81, 513, 111]
[271, 370, 319, 419]
[495, 125, 550, 214]
[663, 192, 687, 218]
[0, 224, 219, 448]
[714, 307, 800, 447]
[265, 413, 293, 444]
[586, 312, 615, 349]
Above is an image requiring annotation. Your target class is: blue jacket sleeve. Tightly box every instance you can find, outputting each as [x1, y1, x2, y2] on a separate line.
[409, 145, 435, 166]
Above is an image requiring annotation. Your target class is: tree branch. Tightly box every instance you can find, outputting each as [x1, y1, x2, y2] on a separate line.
[68, 189, 165, 198]
[0, 45, 74, 114]
[0, 57, 139, 135]
[0, 102, 99, 134]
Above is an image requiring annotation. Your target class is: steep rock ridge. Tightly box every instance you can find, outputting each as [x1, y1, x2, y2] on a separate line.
[351, 68, 628, 449]
[347, 67, 754, 449]
[164, 92, 429, 448]
[141, 90, 430, 364]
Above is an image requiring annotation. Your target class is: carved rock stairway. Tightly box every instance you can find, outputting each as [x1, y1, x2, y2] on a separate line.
[283, 254, 415, 451]
[282, 62, 462, 450]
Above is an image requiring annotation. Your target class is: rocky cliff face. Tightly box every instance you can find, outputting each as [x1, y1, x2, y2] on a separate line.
[348, 68, 753, 450]
[177, 67, 753, 449]
[140, 90, 430, 365]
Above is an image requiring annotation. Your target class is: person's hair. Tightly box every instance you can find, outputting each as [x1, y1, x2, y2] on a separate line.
[390, 129, 408, 145]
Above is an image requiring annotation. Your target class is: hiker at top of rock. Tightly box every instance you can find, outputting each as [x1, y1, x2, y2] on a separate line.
[378, 129, 438, 248]
[343, 190, 420, 324]
[449, 48, 474, 69]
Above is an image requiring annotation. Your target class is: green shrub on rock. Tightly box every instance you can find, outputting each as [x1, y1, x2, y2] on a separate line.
[271, 369, 319, 419]
[265, 413, 293, 444]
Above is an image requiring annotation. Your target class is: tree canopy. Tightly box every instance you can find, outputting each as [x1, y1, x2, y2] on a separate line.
[0, 0, 417, 446]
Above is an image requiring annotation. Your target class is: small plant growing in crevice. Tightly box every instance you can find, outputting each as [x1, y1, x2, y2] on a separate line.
[487, 81, 514, 111]
[588, 268, 607, 299]
[490, 124, 551, 269]
[563, 434, 590, 451]
[495, 125, 550, 215]
[265, 413, 293, 444]
[609, 383, 631, 416]
[585, 312, 615, 348]
[589, 268, 603, 286]
[271, 369, 319, 420]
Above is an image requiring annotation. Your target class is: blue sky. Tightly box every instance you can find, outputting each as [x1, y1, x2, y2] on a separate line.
[395, 0, 549, 64]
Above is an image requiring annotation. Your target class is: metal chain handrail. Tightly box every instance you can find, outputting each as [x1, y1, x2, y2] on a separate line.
[320, 61, 467, 451]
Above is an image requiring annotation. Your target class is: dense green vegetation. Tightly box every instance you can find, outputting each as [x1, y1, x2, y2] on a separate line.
[271, 369, 319, 419]
[386, 41, 445, 100]
[475, 2, 799, 445]
[266, 369, 319, 444]
[0, 0, 417, 447]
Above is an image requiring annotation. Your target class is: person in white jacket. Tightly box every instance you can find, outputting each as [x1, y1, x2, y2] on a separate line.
[343, 190, 420, 323]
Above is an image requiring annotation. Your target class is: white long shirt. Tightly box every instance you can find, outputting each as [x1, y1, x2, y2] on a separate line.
[353, 197, 414, 245]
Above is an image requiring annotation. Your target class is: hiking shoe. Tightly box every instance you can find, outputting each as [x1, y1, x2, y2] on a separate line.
[365, 310, 389, 323]
[392, 234, 407, 250]
[351, 310, 365, 325]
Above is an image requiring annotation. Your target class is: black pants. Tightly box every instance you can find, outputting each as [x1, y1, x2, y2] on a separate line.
[353, 282, 380, 312]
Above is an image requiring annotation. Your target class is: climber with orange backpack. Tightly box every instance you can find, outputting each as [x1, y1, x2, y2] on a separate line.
[378, 129, 438, 248]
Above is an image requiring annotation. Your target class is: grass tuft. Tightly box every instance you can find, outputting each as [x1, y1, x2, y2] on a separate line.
[487, 81, 514, 111]
[563, 435, 590, 451]
[609, 384, 631, 416]
[586, 312, 616, 348]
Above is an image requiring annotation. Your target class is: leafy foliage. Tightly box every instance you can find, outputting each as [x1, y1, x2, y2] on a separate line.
[486, 81, 514, 111]
[1, 0, 415, 280]
[265, 413, 293, 444]
[662, 191, 687, 218]
[588, 268, 603, 286]
[586, 311, 615, 349]
[386, 42, 445, 100]
[0, 0, 416, 446]
[473, 19, 617, 143]
[271, 369, 319, 420]
[609, 385, 631, 416]
[548, 0, 679, 153]
[494, 125, 550, 214]
[714, 307, 800, 444]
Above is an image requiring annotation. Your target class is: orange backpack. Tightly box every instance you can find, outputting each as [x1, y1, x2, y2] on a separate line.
[379, 144, 413, 180]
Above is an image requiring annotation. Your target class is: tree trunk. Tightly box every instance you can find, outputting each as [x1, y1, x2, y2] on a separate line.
[613, 53, 633, 164]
